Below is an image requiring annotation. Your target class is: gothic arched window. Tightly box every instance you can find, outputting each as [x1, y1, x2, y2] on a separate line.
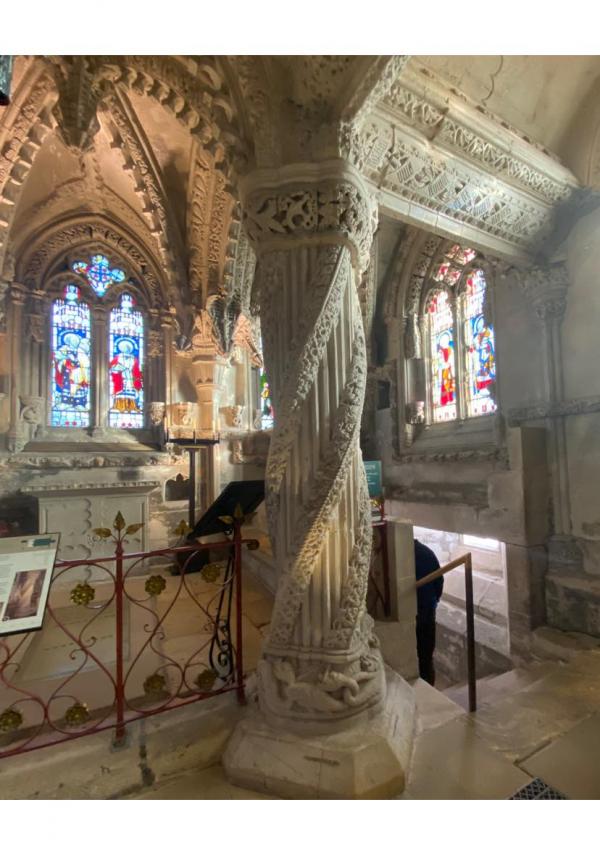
[51, 284, 92, 428]
[259, 369, 274, 429]
[47, 252, 150, 432]
[421, 244, 496, 425]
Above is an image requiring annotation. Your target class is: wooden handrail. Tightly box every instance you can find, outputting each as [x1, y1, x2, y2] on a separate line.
[416, 551, 477, 712]
[415, 553, 472, 588]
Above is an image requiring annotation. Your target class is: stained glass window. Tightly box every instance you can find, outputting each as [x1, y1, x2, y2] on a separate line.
[51, 284, 92, 427]
[260, 369, 274, 430]
[109, 293, 144, 428]
[429, 290, 457, 422]
[0, 56, 14, 106]
[72, 254, 126, 297]
[463, 269, 496, 417]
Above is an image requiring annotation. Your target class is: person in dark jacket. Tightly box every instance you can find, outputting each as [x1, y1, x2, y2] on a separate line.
[414, 539, 444, 686]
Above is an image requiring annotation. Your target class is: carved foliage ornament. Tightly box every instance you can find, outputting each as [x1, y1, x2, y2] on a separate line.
[243, 178, 377, 271]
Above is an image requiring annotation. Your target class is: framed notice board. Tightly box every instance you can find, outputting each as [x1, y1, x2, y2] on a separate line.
[0, 533, 60, 637]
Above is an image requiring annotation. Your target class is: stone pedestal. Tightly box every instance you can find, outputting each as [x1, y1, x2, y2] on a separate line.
[223, 668, 415, 799]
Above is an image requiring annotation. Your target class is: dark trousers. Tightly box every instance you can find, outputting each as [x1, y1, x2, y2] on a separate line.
[416, 607, 437, 686]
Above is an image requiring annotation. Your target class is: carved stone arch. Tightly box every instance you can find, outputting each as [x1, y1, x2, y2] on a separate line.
[403, 233, 446, 320]
[218, 56, 280, 169]
[0, 61, 59, 274]
[89, 56, 249, 184]
[98, 88, 188, 295]
[16, 215, 170, 311]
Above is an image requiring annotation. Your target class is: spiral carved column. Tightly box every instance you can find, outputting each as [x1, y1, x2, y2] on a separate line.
[243, 164, 384, 729]
[224, 163, 415, 798]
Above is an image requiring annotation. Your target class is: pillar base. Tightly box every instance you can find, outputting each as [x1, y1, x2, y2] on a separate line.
[223, 668, 415, 799]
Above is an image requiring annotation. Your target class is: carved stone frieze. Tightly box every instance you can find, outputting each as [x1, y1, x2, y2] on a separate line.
[338, 56, 411, 126]
[508, 395, 600, 426]
[382, 80, 573, 206]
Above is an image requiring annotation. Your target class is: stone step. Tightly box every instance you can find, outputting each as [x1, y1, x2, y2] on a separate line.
[469, 648, 600, 765]
[443, 660, 560, 710]
[530, 625, 600, 663]
[399, 713, 531, 800]
[412, 677, 465, 732]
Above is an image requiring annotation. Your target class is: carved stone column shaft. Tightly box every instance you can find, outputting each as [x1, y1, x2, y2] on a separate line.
[519, 264, 572, 536]
[7, 284, 26, 451]
[239, 163, 383, 729]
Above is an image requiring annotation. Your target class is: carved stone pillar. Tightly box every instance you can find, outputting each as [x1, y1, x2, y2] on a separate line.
[190, 310, 228, 436]
[518, 265, 571, 539]
[224, 161, 415, 799]
[161, 308, 176, 413]
[92, 305, 108, 434]
[7, 283, 27, 451]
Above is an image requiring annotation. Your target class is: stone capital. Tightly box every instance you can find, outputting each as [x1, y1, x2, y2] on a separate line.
[513, 262, 569, 323]
[240, 159, 378, 272]
[8, 282, 28, 306]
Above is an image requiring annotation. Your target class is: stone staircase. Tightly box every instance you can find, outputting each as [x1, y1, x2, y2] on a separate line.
[400, 627, 600, 799]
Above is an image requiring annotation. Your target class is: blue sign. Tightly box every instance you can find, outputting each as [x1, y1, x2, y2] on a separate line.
[364, 460, 382, 499]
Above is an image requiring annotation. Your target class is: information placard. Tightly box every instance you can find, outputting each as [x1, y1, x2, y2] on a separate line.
[0, 533, 60, 637]
[364, 460, 383, 499]
[364, 460, 384, 522]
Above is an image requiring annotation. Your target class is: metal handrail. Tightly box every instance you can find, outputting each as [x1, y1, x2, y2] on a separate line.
[416, 552, 477, 712]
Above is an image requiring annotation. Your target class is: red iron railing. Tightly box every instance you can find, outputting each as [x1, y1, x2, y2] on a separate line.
[0, 513, 253, 759]
[367, 498, 392, 620]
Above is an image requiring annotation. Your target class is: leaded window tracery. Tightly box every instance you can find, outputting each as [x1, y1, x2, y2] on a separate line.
[419, 243, 497, 426]
[48, 252, 150, 432]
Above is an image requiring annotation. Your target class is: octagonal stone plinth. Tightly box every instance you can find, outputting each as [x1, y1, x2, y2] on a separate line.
[223, 669, 415, 799]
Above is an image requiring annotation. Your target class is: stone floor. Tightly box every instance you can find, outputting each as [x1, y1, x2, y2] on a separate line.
[133, 763, 277, 800]
[402, 644, 600, 799]
[129, 641, 600, 800]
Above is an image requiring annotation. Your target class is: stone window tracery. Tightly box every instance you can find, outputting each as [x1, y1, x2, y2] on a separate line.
[408, 242, 497, 434]
[422, 247, 496, 425]
[46, 251, 150, 433]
